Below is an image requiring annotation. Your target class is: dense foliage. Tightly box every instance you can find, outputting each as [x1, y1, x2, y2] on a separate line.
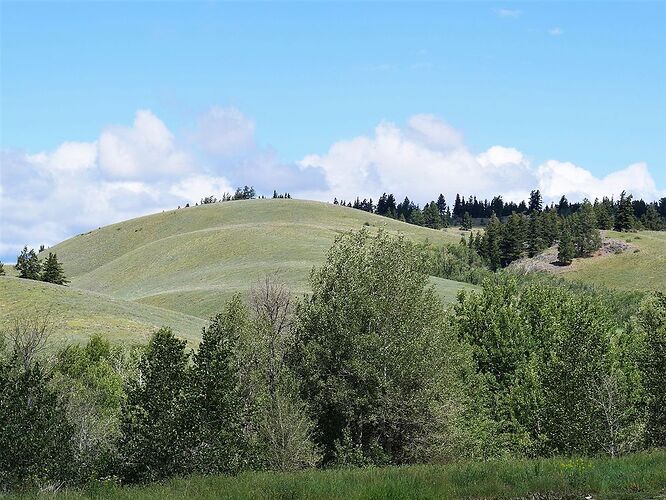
[1, 229, 664, 493]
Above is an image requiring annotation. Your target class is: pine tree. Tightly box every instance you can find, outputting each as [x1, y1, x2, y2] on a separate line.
[423, 202, 442, 229]
[594, 198, 614, 229]
[527, 212, 545, 257]
[528, 189, 543, 213]
[15, 246, 41, 280]
[0, 261, 4, 276]
[40, 253, 69, 285]
[460, 212, 473, 230]
[641, 204, 664, 230]
[572, 199, 601, 257]
[614, 191, 635, 231]
[558, 222, 575, 265]
[410, 206, 425, 226]
[500, 212, 524, 266]
[482, 213, 502, 271]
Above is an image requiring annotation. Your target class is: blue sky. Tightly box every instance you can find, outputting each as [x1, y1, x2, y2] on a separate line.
[1, 1, 665, 260]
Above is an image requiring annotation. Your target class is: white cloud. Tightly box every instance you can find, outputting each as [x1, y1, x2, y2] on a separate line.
[549, 27, 563, 36]
[27, 141, 97, 173]
[169, 175, 234, 201]
[98, 109, 192, 179]
[298, 115, 663, 206]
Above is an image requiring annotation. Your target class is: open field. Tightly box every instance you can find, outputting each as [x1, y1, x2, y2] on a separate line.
[42, 451, 666, 500]
[562, 230, 666, 293]
[0, 277, 205, 345]
[43, 199, 470, 319]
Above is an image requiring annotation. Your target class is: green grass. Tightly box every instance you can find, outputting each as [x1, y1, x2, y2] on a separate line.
[563, 230, 666, 293]
[0, 277, 205, 346]
[45, 451, 666, 499]
[44, 199, 470, 319]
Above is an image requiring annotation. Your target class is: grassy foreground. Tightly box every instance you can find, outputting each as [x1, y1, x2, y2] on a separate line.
[47, 451, 666, 499]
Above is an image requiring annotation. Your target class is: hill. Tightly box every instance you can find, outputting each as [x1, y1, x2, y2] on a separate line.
[42, 199, 471, 319]
[0, 277, 206, 345]
[564, 230, 666, 293]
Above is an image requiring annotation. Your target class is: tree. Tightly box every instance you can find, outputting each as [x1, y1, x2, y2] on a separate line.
[571, 199, 601, 257]
[118, 328, 190, 483]
[527, 212, 545, 257]
[460, 212, 473, 231]
[0, 261, 4, 276]
[423, 202, 442, 229]
[500, 213, 524, 266]
[614, 191, 635, 231]
[290, 229, 485, 465]
[481, 213, 502, 271]
[528, 190, 542, 213]
[233, 185, 256, 200]
[0, 313, 75, 489]
[632, 292, 666, 448]
[189, 299, 247, 474]
[641, 204, 664, 231]
[594, 198, 614, 230]
[558, 222, 575, 265]
[41, 252, 69, 285]
[15, 246, 41, 280]
[557, 195, 570, 217]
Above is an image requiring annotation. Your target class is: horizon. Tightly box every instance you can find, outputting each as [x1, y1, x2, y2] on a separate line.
[1, 1, 665, 261]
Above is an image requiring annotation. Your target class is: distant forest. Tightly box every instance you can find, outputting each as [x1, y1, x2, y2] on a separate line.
[334, 190, 666, 232]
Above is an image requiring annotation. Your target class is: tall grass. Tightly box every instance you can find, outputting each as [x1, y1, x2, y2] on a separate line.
[41, 451, 666, 499]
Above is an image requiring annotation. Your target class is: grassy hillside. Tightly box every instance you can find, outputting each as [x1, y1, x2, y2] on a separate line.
[563, 230, 666, 293]
[52, 451, 666, 499]
[44, 199, 469, 319]
[0, 277, 206, 345]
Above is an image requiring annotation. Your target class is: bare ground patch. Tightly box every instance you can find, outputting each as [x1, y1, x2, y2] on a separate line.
[509, 237, 635, 274]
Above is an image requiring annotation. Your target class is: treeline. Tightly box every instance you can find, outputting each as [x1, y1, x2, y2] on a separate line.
[1, 230, 664, 492]
[335, 190, 666, 232]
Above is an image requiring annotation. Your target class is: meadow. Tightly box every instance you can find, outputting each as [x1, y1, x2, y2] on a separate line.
[40, 451, 666, 500]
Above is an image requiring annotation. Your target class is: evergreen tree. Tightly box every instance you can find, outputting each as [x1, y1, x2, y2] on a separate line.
[423, 202, 442, 229]
[482, 213, 502, 271]
[118, 328, 190, 483]
[641, 204, 664, 230]
[500, 213, 524, 266]
[614, 191, 635, 231]
[15, 246, 41, 280]
[410, 206, 425, 226]
[0, 261, 4, 276]
[594, 198, 614, 230]
[528, 190, 543, 213]
[41, 252, 69, 285]
[557, 222, 575, 265]
[527, 212, 545, 257]
[460, 212, 473, 231]
[571, 199, 601, 257]
[557, 195, 570, 217]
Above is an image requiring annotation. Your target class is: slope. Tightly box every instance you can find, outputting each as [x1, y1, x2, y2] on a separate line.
[43, 199, 468, 319]
[0, 277, 206, 345]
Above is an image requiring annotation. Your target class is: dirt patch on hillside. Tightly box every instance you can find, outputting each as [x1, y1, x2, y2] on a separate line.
[509, 237, 635, 274]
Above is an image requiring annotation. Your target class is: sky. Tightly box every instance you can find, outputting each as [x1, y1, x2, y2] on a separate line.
[1, 1, 665, 261]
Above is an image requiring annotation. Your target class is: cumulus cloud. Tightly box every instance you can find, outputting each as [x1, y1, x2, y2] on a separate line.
[97, 109, 193, 179]
[298, 115, 663, 206]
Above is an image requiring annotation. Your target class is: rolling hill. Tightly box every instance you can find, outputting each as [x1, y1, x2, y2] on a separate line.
[0, 277, 206, 345]
[0, 200, 475, 346]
